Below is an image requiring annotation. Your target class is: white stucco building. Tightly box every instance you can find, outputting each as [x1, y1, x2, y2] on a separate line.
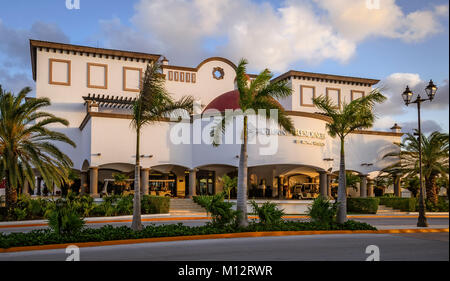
[29, 39, 402, 199]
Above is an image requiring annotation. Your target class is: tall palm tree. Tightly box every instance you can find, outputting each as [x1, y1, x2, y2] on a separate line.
[382, 131, 449, 204]
[313, 91, 386, 223]
[0, 85, 75, 211]
[212, 59, 294, 227]
[131, 62, 193, 231]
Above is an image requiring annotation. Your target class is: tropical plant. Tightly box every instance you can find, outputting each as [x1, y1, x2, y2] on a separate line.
[211, 59, 294, 227]
[250, 200, 285, 225]
[221, 175, 237, 201]
[0, 85, 75, 212]
[204, 192, 239, 227]
[403, 176, 420, 197]
[130, 62, 193, 230]
[312, 90, 386, 223]
[382, 131, 449, 204]
[307, 196, 339, 226]
[47, 199, 85, 236]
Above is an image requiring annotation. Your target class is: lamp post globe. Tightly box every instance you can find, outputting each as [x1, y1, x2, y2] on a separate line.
[402, 86, 413, 105]
[425, 79, 437, 101]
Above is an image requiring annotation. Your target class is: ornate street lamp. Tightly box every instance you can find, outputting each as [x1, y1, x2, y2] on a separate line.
[402, 80, 438, 227]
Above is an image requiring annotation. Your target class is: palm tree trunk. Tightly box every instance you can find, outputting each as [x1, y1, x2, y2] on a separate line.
[425, 176, 438, 205]
[4, 172, 17, 212]
[237, 116, 248, 228]
[131, 126, 143, 231]
[336, 137, 347, 224]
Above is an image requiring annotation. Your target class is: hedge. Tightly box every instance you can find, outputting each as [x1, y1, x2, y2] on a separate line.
[379, 197, 417, 212]
[347, 198, 380, 214]
[0, 220, 376, 249]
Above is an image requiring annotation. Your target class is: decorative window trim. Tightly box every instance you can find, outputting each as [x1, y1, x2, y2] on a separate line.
[186, 73, 190, 83]
[351, 90, 365, 101]
[212, 67, 224, 80]
[326, 87, 341, 108]
[49, 58, 71, 86]
[174, 71, 179, 81]
[123, 66, 142, 92]
[192, 73, 196, 83]
[180, 72, 184, 82]
[300, 85, 315, 107]
[87, 63, 108, 89]
[168, 71, 173, 81]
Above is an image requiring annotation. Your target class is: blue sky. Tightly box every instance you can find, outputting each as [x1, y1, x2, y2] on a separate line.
[0, 0, 448, 133]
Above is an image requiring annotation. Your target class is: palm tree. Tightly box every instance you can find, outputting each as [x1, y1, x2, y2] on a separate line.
[221, 174, 237, 202]
[0, 85, 75, 211]
[313, 90, 386, 223]
[382, 131, 449, 204]
[212, 59, 295, 227]
[131, 62, 193, 231]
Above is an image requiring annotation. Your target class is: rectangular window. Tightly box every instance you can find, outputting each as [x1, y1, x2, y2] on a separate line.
[180, 72, 184, 82]
[168, 71, 173, 81]
[300, 85, 315, 107]
[192, 73, 196, 83]
[326, 88, 341, 108]
[123, 66, 142, 92]
[351, 90, 365, 101]
[174, 71, 179, 81]
[49, 58, 71, 86]
[186, 73, 190, 83]
[87, 63, 108, 89]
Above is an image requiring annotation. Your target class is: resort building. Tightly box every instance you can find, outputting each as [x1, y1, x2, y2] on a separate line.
[27, 39, 403, 200]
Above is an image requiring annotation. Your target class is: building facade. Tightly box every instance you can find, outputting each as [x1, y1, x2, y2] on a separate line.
[29, 39, 402, 199]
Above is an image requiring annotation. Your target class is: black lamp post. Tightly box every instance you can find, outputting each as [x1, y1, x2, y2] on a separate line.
[401, 80, 438, 227]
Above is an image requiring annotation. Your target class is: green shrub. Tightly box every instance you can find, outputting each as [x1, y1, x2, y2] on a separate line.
[250, 201, 285, 225]
[46, 200, 85, 236]
[347, 198, 379, 214]
[424, 197, 449, 212]
[379, 197, 417, 212]
[307, 196, 338, 226]
[142, 195, 170, 214]
[193, 195, 213, 208]
[204, 193, 239, 227]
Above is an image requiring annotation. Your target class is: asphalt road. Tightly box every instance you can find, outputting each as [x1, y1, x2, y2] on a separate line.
[0, 233, 448, 261]
[1, 216, 448, 234]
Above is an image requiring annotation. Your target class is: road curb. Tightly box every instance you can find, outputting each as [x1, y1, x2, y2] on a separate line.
[1, 228, 448, 253]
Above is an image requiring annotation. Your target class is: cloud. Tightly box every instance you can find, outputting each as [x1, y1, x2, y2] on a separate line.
[313, 0, 447, 43]
[399, 120, 443, 135]
[0, 19, 69, 67]
[97, 0, 447, 72]
[0, 67, 35, 95]
[375, 73, 449, 116]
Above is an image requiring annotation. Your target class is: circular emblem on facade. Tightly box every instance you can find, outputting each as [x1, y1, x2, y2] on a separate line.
[212, 67, 224, 80]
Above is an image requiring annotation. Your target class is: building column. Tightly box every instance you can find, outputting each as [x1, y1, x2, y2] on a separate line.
[277, 176, 283, 200]
[319, 171, 328, 198]
[367, 179, 375, 197]
[327, 173, 333, 199]
[80, 171, 88, 195]
[360, 174, 368, 198]
[140, 168, 150, 195]
[394, 174, 401, 197]
[89, 167, 99, 197]
[188, 169, 197, 198]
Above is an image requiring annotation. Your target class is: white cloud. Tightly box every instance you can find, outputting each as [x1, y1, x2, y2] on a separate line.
[313, 0, 447, 43]
[375, 73, 449, 116]
[96, 0, 448, 72]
